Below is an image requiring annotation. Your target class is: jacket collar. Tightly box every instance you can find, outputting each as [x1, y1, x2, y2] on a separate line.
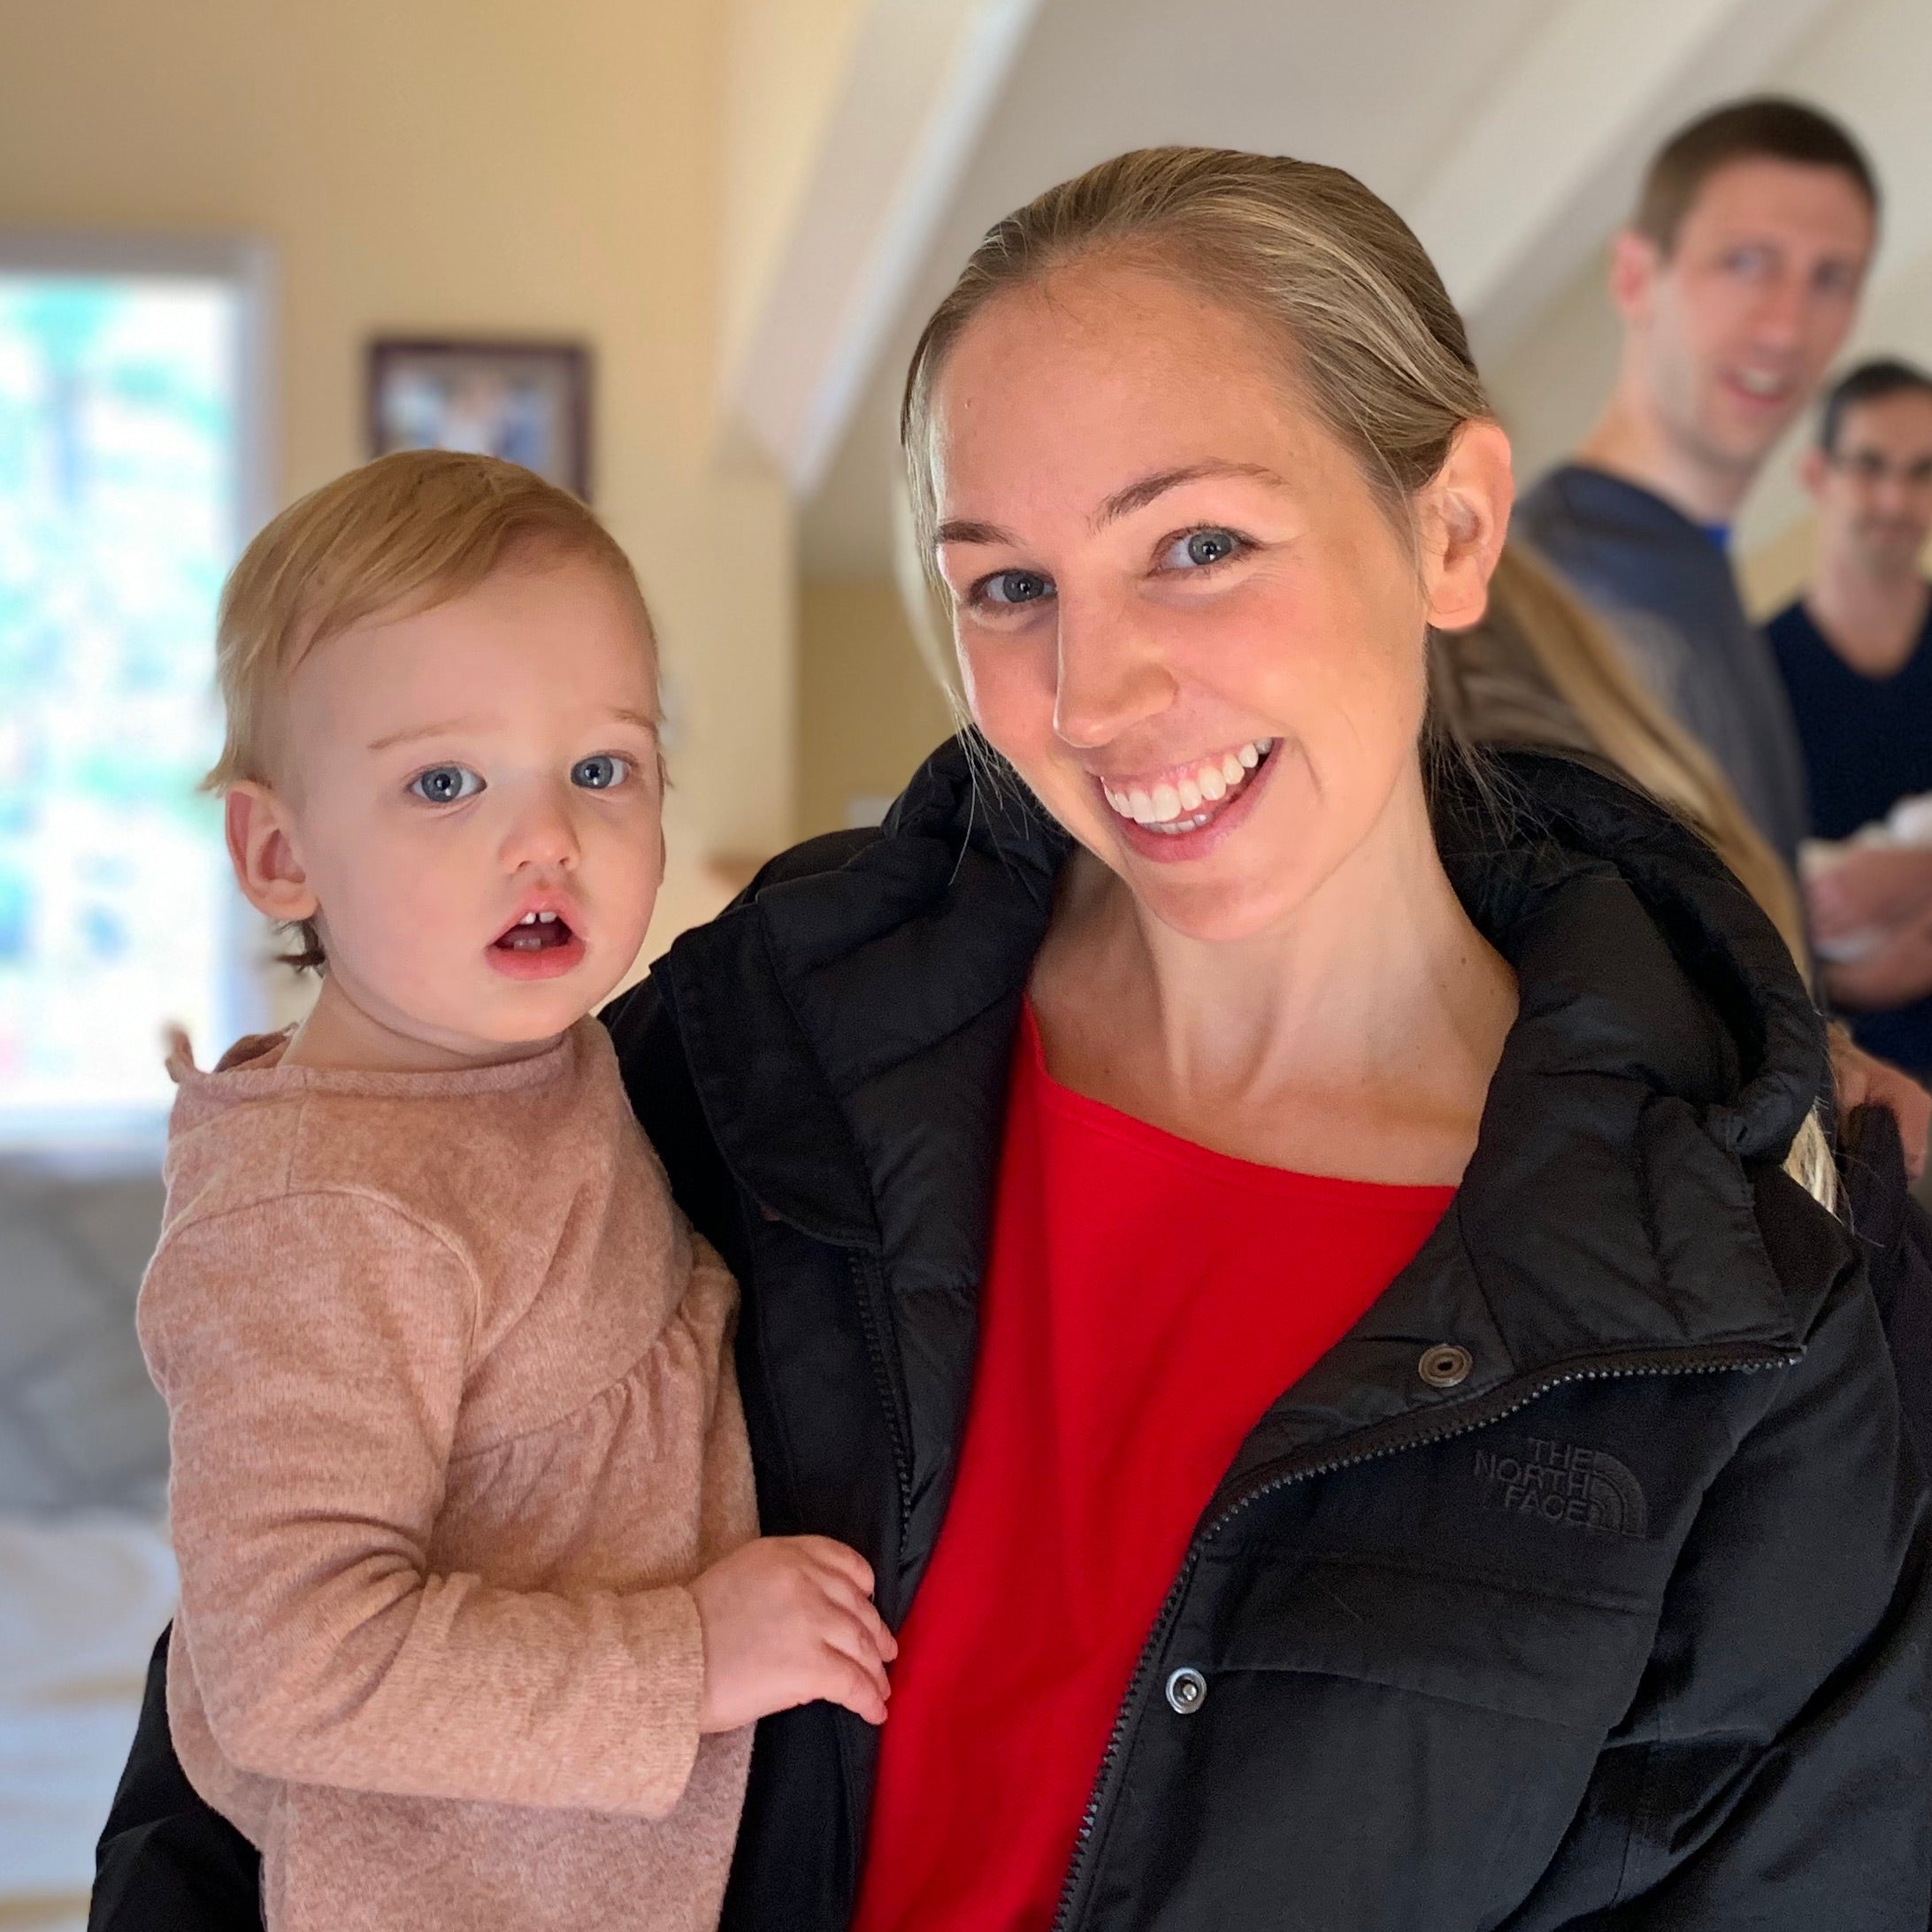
[663, 740, 1828, 1393]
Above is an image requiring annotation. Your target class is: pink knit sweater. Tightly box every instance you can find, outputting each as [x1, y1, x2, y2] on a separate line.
[138, 1018, 757, 1932]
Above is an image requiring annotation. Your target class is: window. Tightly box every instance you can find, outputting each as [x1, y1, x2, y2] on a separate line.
[0, 238, 268, 1147]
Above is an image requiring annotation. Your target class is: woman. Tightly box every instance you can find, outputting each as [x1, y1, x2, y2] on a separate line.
[97, 150, 1928, 1931]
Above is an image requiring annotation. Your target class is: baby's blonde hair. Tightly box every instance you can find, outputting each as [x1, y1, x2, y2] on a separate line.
[207, 448, 650, 793]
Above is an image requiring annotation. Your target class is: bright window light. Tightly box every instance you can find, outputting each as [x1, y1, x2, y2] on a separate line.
[0, 267, 251, 1144]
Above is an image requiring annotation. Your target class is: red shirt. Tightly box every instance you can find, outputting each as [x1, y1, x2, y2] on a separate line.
[851, 1006, 1453, 1932]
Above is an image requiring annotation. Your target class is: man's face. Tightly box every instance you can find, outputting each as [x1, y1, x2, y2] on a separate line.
[1806, 388, 1932, 575]
[1616, 157, 1875, 491]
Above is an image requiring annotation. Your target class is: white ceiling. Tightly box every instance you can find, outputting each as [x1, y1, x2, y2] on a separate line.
[793, 0, 1928, 579]
[800, 0, 1549, 575]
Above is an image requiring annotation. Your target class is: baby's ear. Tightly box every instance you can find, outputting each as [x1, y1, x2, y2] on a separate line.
[225, 783, 319, 925]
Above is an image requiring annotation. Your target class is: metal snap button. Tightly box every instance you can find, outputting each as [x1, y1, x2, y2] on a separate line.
[1417, 1343, 1473, 1389]
[1164, 1665, 1208, 1715]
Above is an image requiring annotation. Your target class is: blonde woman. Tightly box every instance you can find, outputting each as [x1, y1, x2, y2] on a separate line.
[102, 150, 1928, 1932]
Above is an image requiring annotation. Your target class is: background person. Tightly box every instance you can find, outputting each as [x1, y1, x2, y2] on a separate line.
[1515, 96, 1879, 875]
[1771, 358, 1932, 1077]
[96, 149, 1931, 1932]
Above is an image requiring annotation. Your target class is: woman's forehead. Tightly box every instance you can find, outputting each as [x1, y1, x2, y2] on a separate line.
[930, 272, 1321, 518]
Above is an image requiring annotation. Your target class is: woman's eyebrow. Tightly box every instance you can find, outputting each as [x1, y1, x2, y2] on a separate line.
[935, 461, 1289, 549]
[1094, 461, 1289, 527]
[934, 517, 1017, 548]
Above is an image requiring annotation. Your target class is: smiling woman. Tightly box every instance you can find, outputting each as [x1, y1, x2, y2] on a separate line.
[98, 152, 1932, 1932]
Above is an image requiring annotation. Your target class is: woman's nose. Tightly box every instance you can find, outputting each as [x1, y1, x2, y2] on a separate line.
[1052, 602, 1177, 748]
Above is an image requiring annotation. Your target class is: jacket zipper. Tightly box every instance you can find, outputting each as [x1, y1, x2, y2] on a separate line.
[848, 1250, 915, 1569]
[1048, 1339, 1799, 1932]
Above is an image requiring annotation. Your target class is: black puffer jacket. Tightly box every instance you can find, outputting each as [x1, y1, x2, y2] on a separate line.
[96, 747, 1930, 1932]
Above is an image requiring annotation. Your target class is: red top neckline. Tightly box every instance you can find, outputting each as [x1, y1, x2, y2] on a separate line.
[1017, 1000, 1459, 1210]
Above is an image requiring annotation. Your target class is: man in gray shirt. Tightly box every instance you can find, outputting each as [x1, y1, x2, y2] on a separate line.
[1516, 97, 1879, 876]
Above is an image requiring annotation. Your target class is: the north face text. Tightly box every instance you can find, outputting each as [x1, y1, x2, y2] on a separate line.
[1474, 1435, 1648, 1537]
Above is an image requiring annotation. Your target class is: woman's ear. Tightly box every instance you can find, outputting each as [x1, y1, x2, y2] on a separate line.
[1422, 418, 1514, 634]
[225, 783, 319, 926]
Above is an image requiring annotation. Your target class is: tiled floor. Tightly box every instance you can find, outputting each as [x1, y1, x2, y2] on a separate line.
[0, 1163, 167, 1516]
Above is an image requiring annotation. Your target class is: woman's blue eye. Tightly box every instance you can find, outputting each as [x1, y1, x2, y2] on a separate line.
[1164, 528, 1243, 571]
[978, 569, 1054, 607]
[410, 764, 484, 804]
[571, 754, 630, 790]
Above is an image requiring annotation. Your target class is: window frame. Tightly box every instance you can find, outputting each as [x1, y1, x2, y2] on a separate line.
[0, 230, 277, 1163]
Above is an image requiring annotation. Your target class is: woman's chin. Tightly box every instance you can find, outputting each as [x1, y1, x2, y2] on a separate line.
[1122, 863, 1322, 947]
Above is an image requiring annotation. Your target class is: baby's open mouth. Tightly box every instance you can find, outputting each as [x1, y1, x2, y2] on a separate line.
[494, 910, 577, 954]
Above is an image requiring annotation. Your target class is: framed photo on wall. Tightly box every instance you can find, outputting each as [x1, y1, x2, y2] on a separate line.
[367, 337, 592, 499]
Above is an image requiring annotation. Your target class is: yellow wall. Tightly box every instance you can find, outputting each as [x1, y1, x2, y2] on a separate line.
[1738, 518, 1818, 622]
[0, 0, 796, 958]
[797, 578, 955, 836]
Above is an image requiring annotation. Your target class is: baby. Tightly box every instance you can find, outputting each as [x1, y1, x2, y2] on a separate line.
[137, 450, 894, 1932]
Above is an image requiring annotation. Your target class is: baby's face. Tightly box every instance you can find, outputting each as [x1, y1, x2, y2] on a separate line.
[272, 555, 665, 1056]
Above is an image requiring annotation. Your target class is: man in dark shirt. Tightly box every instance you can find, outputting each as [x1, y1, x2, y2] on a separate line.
[1771, 358, 1932, 1077]
[1516, 97, 1879, 876]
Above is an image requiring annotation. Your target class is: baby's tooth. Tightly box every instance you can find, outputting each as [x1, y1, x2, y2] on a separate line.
[1150, 783, 1182, 824]
[1128, 790, 1157, 824]
[1177, 778, 1202, 812]
[1238, 742, 1260, 770]
[1199, 764, 1227, 801]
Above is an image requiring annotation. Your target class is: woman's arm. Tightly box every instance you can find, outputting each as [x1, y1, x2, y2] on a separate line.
[90, 1630, 261, 1932]
[141, 1192, 709, 1820]
[1539, 1184, 1932, 1926]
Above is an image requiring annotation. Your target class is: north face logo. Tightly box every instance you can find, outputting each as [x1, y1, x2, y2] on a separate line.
[1474, 1436, 1648, 1537]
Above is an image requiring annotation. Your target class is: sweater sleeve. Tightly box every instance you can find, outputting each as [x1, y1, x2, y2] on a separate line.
[139, 1191, 707, 1820]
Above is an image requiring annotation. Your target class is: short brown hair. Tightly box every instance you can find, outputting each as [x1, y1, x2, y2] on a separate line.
[208, 448, 649, 792]
[1819, 356, 1932, 452]
[1633, 96, 1878, 255]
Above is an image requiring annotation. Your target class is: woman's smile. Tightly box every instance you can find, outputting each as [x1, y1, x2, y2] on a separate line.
[1092, 736, 1281, 861]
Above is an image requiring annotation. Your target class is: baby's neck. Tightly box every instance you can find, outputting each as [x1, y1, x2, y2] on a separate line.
[281, 972, 565, 1074]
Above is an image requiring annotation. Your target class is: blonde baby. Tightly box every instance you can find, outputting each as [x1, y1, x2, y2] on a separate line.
[137, 450, 893, 1932]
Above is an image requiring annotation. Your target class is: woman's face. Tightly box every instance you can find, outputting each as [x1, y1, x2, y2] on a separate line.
[928, 263, 1508, 943]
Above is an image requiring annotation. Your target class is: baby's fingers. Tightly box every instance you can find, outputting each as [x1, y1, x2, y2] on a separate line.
[814, 1568, 899, 1663]
[818, 1639, 890, 1726]
[793, 1536, 878, 1600]
[817, 1601, 893, 1706]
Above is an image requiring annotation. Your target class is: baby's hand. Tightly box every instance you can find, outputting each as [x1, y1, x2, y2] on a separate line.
[689, 1536, 898, 1732]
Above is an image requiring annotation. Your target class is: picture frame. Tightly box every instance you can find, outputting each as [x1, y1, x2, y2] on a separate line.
[366, 337, 593, 500]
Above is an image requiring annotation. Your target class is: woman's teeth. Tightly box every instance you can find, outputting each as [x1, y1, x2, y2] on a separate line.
[1101, 740, 1274, 833]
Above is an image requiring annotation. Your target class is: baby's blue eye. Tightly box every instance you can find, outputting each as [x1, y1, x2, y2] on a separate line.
[410, 764, 484, 804]
[571, 755, 630, 790]
[1162, 528, 1242, 570]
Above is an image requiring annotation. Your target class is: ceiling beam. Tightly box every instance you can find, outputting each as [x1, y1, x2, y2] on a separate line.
[720, 0, 1043, 495]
